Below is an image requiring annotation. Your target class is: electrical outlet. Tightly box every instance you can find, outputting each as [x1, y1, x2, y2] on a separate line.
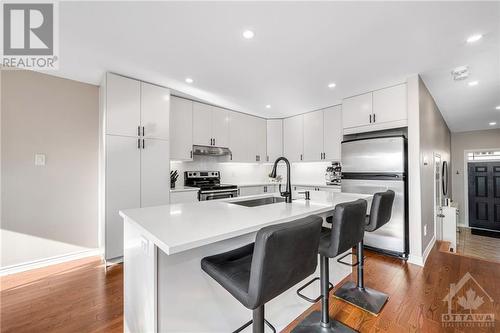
[424, 224, 427, 236]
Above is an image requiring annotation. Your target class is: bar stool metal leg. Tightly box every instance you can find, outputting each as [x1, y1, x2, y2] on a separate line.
[333, 241, 389, 316]
[291, 256, 357, 333]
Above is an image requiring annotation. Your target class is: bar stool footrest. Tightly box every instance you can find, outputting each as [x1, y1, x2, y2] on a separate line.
[233, 319, 276, 333]
[333, 281, 388, 316]
[290, 311, 357, 333]
[296, 277, 334, 303]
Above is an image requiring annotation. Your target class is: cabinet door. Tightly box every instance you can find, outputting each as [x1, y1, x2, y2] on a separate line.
[323, 105, 342, 161]
[105, 135, 141, 260]
[193, 102, 212, 146]
[229, 112, 250, 162]
[342, 92, 372, 129]
[141, 82, 170, 140]
[170, 97, 193, 160]
[106, 73, 141, 137]
[303, 110, 324, 161]
[266, 119, 283, 163]
[253, 117, 267, 162]
[283, 115, 304, 162]
[212, 107, 230, 147]
[372, 84, 407, 124]
[141, 138, 170, 207]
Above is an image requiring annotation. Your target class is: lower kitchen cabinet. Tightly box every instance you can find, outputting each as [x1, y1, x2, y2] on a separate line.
[170, 190, 198, 204]
[238, 185, 277, 196]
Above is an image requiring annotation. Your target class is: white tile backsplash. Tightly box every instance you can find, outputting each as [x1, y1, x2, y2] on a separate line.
[170, 156, 333, 187]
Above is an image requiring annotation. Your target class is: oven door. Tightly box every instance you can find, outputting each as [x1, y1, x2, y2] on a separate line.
[200, 190, 238, 201]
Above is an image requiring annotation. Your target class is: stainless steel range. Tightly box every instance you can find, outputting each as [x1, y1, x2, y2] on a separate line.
[184, 171, 238, 201]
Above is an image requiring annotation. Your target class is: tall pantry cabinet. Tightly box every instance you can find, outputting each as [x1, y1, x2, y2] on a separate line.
[100, 73, 170, 263]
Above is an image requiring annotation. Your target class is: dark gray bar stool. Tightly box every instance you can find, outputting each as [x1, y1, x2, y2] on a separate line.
[293, 199, 367, 333]
[201, 215, 323, 333]
[333, 190, 395, 315]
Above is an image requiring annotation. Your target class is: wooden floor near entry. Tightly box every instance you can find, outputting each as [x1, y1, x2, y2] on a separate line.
[1, 243, 499, 333]
[455, 227, 500, 263]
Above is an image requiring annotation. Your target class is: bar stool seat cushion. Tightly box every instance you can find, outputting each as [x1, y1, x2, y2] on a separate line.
[201, 243, 254, 308]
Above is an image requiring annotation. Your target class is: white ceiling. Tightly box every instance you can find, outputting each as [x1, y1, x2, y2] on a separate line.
[49, 1, 499, 132]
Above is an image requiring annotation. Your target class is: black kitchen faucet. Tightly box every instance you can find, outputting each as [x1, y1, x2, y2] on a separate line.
[269, 157, 292, 203]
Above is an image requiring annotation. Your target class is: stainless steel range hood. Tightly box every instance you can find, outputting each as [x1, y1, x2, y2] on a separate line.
[192, 145, 232, 156]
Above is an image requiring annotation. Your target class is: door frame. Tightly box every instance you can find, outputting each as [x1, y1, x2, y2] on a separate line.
[463, 148, 500, 228]
[434, 153, 442, 241]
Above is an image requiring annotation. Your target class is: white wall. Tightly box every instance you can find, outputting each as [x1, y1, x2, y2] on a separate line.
[1, 70, 99, 269]
[451, 129, 500, 225]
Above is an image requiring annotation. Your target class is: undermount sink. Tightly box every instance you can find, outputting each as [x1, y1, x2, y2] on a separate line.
[230, 196, 286, 207]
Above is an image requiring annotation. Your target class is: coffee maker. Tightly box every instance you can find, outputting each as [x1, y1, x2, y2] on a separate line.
[325, 162, 342, 185]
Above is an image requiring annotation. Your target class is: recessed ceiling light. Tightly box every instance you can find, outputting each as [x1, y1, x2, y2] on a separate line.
[489, 122, 497, 126]
[242, 30, 255, 39]
[451, 66, 469, 81]
[185, 77, 194, 84]
[265, 104, 271, 109]
[496, 106, 500, 110]
[328, 82, 336, 89]
[466, 34, 483, 43]
[468, 81, 479, 87]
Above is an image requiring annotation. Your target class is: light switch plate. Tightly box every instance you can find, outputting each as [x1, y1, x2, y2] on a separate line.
[34, 153, 46, 166]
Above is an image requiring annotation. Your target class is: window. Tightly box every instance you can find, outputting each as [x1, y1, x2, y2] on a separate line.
[467, 151, 500, 161]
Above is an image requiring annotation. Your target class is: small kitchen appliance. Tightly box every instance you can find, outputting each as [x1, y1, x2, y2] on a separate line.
[184, 171, 238, 201]
[325, 162, 342, 185]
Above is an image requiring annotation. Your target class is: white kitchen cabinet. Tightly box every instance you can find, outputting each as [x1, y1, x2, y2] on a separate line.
[266, 119, 283, 163]
[105, 73, 141, 137]
[105, 135, 141, 261]
[141, 138, 170, 207]
[170, 97, 193, 160]
[372, 84, 407, 125]
[342, 92, 372, 130]
[303, 110, 324, 161]
[323, 105, 342, 161]
[193, 102, 213, 146]
[100, 73, 170, 262]
[342, 84, 407, 134]
[229, 111, 250, 162]
[253, 116, 267, 162]
[212, 107, 230, 148]
[193, 103, 229, 147]
[283, 115, 304, 162]
[238, 185, 275, 196]
[170, 190, 198, 204]
[141, 82, 170, 140]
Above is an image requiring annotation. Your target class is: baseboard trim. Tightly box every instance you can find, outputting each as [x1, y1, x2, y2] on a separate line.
[407, 236, 436, 267]
[0, 249, 102, 276]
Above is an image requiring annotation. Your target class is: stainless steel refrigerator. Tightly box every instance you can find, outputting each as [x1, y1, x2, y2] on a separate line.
[341, 135, 408, 258]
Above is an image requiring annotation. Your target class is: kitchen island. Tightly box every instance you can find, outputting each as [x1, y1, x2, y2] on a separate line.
[120, 191, 371, 333]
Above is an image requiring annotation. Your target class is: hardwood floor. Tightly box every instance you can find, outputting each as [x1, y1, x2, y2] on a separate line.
[455, 227, 500, 263]
[1, 243, 499, 333]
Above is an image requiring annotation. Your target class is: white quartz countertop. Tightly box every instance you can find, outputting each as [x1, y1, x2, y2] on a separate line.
[169, 186, 199, 193]
[120, 191, 371, 256]
[235, 182, 341, 188]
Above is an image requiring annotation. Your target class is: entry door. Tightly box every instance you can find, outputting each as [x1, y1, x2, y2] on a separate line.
[468, 162, 500, 231]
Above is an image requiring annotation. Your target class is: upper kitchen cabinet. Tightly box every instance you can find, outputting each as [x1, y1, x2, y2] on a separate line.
[342, 83, 407, 134]
[253, 116, 267, 162]
[283, 115, 304, 162]
[303, 110, 324, 161]
[372, 84, 407, 125]
[266, 119, 283, 162]
[193, 102, 229, 147]
[211, 107, 230, 148]
[228, 111, 249, 162]
[341, 92, 372, 132]
[105, 73, 141, 137]
[170, 97, 193, 160]
[141, 82, 170, 140]
[323, 105, 342, 161]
